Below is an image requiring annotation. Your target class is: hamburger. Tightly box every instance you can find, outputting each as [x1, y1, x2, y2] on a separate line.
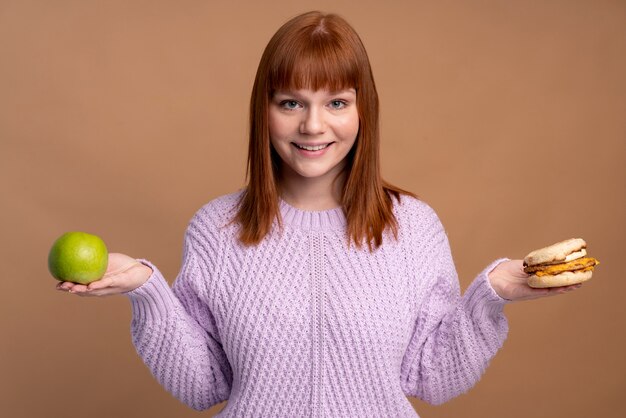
[523, 238, 599, 288]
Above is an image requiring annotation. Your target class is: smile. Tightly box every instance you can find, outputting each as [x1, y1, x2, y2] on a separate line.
[292, 142, 333, 151]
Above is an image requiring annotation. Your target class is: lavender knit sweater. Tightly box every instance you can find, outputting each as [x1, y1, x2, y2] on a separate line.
[126, 189, 509, 417]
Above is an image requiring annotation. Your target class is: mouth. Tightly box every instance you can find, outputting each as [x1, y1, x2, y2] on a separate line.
[291, 142, 334, 151]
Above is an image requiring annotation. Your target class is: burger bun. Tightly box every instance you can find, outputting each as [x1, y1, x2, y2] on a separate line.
[527, 269, 593, 288]
[524, 238, 586, 267]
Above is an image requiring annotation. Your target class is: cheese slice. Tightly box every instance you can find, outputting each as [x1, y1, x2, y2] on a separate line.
[533, 257, 599, 277]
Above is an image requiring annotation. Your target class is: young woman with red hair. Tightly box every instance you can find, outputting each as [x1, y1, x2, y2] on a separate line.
[58, 11, 582, 417]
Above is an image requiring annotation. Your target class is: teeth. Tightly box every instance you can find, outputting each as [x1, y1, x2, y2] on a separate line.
[295, 143, 330, 151]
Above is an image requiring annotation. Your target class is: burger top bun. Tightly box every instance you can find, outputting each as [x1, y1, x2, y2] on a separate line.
[523, 238, 587, 266]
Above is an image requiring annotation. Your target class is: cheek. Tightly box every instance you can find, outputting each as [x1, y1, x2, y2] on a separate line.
[268, 112, 280, 140]
[268, 111, 294, 142]
[268, 114, 291, 160]
[337, 113, 360, 142]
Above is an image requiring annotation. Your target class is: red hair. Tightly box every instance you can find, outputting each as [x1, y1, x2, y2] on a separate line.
[234, 11, 416, 251]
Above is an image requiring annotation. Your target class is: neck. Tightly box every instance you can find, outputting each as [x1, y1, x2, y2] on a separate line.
[278, 169, 346, 211]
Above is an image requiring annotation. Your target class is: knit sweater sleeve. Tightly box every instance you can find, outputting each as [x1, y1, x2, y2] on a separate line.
[400, 207, 509, 405]
[124, 213, 232, 410]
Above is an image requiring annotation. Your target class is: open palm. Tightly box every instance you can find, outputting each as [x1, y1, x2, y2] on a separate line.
[56, 253, 151, 296]
[489, 260, 582, 301]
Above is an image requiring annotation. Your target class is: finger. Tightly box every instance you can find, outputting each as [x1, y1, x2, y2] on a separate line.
[545, 284, 582, 296]
[87, 276, 116, 291]
[78, 288, 119, 297]
[531, 288, 556, 299]
[556, 283, 583, 292]
[518, 287, 560, 301]
[515, 282, 583, 301]
[57, 282, 75, 292]
[68, 284, 89, 294]
[564, 283, 583, 292]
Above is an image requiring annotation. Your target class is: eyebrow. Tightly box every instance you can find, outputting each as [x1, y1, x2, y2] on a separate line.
[273, 88, 356, 97]
[329, 88, 356, 95]
[323, 88, 357, 96]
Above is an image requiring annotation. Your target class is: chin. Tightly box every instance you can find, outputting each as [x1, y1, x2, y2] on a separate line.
[294, 169, 333, 179]
[288, 161, 336, 178]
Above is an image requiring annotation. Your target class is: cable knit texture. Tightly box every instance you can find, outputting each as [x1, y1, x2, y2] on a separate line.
[126, 189, 509, 417]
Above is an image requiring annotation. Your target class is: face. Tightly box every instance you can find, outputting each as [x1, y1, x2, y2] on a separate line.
[269, 88, 359, 186]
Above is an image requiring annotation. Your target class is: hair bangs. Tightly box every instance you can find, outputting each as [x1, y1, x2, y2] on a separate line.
[269, 33, 359, 93]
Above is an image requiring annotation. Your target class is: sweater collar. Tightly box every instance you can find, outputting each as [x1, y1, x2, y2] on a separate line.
[278, 197, 347, 230]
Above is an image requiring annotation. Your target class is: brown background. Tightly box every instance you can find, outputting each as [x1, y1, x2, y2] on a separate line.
[1, 1, 624, 417]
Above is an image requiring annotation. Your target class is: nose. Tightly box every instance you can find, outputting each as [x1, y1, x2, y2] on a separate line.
[299, 106, 326, 135]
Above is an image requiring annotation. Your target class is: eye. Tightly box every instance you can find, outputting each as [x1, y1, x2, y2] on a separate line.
[329, 100, 348, 110]
[280, 100, 301, 110]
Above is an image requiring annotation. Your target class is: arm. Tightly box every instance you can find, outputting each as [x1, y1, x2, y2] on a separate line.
[400, 231, 509, 405]
[56, 216, 233, 410]
[125, 230, 232, 410]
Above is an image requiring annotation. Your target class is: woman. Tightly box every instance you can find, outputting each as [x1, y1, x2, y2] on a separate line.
[57, 11, 581, 417]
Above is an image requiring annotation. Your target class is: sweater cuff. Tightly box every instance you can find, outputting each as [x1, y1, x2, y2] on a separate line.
[464, 258, 511, 318]
[124, 259, 178, 322]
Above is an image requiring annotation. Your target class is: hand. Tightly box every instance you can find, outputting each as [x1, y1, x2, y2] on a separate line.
[488, 259, 583, 302]
[56, 253, 152, 297]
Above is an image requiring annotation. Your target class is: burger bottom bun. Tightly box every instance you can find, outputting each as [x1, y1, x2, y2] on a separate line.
[527, 270, 593, 288]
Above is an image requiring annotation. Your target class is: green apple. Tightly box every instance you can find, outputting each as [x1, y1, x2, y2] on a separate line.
[48, 231, 108, 284]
